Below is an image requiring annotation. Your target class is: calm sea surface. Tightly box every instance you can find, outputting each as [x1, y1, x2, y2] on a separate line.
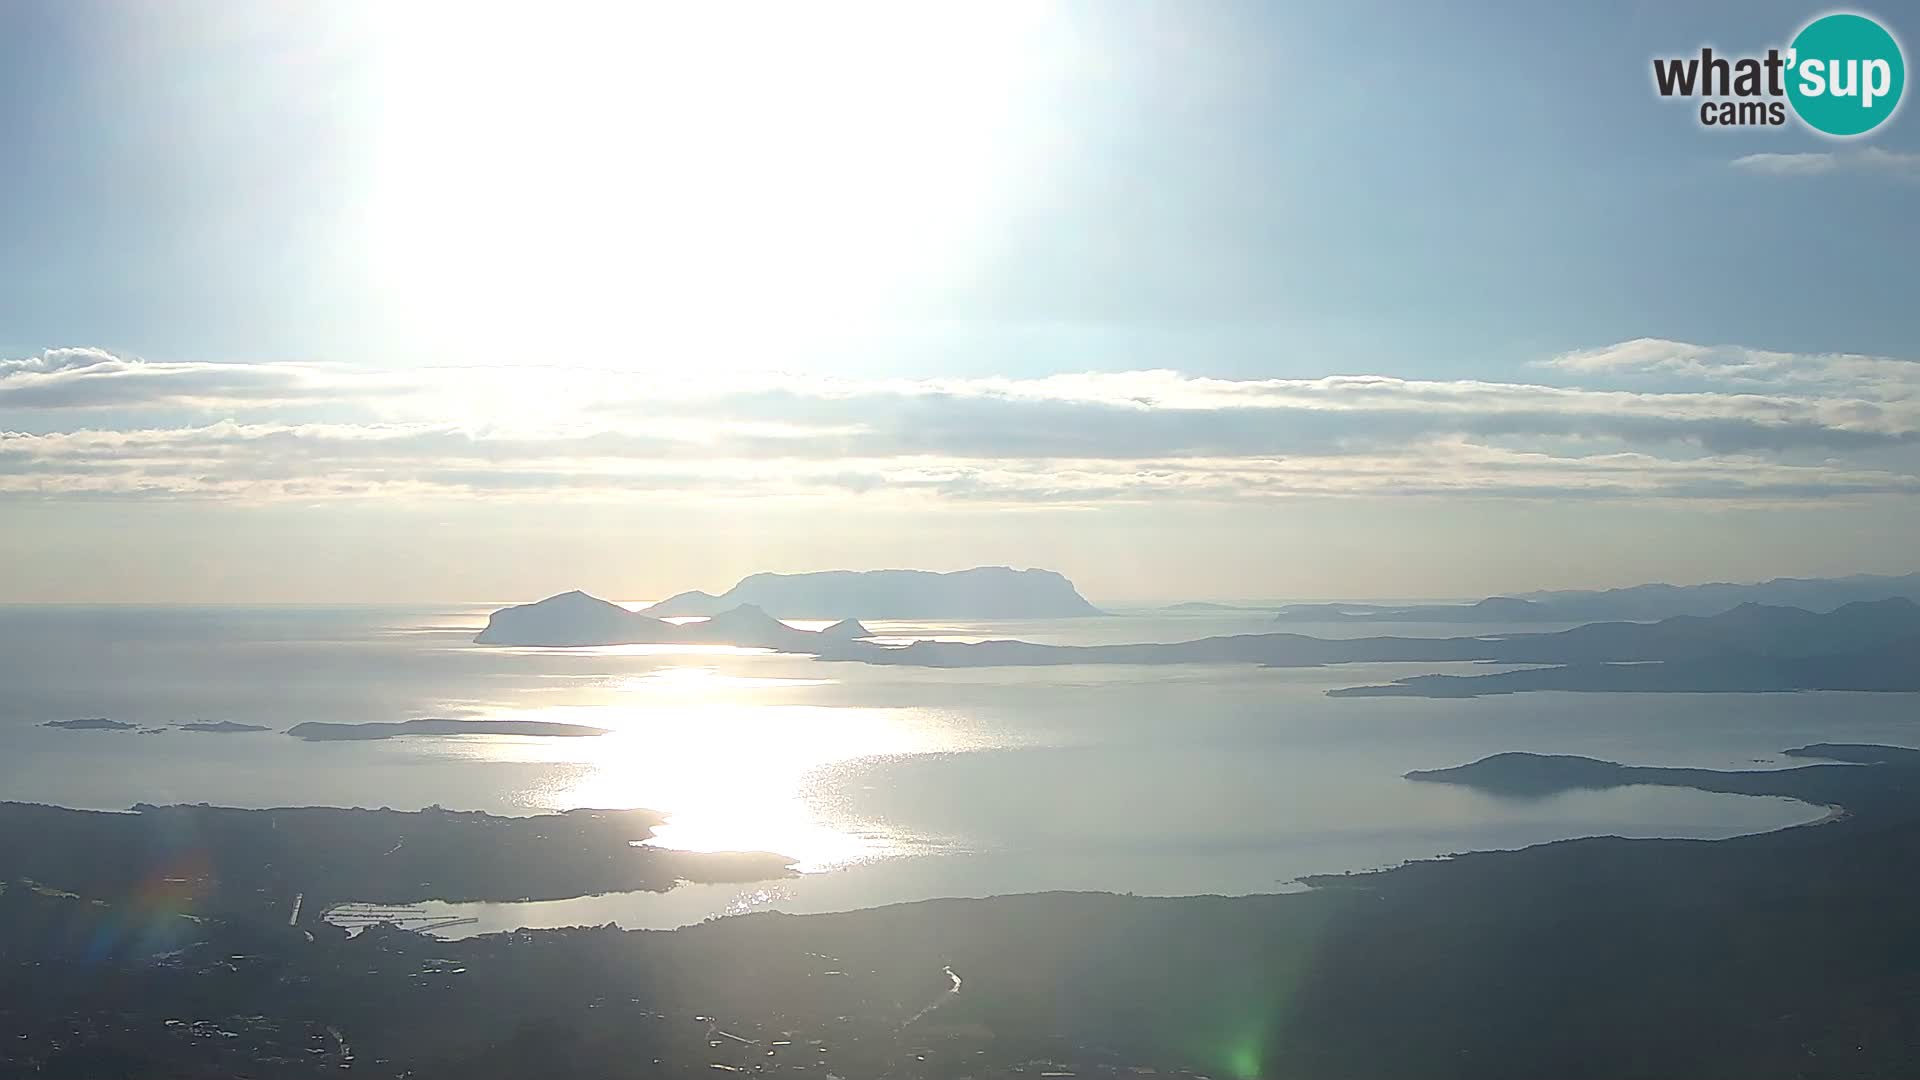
[3, 604, 1913, 934]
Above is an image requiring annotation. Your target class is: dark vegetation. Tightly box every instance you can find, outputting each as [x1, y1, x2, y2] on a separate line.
[0, 802, 793, 920]
[13, 746, 1920, 1076]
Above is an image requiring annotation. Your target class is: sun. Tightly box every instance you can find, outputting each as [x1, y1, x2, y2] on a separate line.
[360, 1, 1066, 367]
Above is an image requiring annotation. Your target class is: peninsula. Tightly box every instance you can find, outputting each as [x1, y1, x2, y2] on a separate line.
[0, 800, 793, 917]
[285, 718, 612, 741]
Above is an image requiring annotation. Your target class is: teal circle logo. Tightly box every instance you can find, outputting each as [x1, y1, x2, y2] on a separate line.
[1786, 13, 1905, 136]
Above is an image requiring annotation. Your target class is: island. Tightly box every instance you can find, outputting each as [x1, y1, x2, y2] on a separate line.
[642, 566, 1102, 619]
[474, 590, 872, 651]
[1403, 743, 1906, 806]
[42, 717, 135, 731]
[285, 718, 612, 741]
[179, 720, 272, 733]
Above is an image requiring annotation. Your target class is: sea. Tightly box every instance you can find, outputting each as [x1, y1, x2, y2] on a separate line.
[4, 603, 1915, 936]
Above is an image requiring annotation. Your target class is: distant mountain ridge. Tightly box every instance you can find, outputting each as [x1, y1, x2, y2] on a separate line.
[851, 598, 1920, 697]
[1326, 597, 1920, 698]
[1271, 596, 1549, 624]
[643, 566, 1100, 619]
[1519, 571, 1920, 620]
[1270, 571, 1920, 624]
[1162, 601, 1269, 612]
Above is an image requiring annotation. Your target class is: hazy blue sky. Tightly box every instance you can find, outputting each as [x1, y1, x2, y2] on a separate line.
[2, 1, 1917, 603]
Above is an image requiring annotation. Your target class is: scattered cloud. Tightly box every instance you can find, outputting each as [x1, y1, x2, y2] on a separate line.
[1730, 147, 1920, 179]
[1729, 152, 1837, 176]
[0, 348, 364, 410]
[1538, 338, 1920, 400]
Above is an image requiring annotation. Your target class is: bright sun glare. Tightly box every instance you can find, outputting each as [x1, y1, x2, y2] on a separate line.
[364, 2, 1063, 364]
[454, 662, 980, 873]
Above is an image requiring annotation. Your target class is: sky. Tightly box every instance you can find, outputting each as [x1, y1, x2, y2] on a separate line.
[2, 0, 1918, 604]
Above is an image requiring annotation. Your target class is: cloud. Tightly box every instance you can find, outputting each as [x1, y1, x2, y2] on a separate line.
[1730, 147, 1920, 179]
[0, 347, 128, 375]
[1537, 338, 1920, 402]
[3, 341, 1917, 506]
[0, 348, 359, 410]
[2, 422, 1912, 505]
[1855, 147, 1920, 175]
[1729, 152, 1838, 176]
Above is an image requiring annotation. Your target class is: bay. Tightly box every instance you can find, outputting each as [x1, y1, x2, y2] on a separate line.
[1, 603, 1909, 935]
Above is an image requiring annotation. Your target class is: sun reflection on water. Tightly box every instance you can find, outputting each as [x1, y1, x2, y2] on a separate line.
[609, 667, 835, 693]
[457, 668, 980, 872]
[496, 643, 775, 658]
